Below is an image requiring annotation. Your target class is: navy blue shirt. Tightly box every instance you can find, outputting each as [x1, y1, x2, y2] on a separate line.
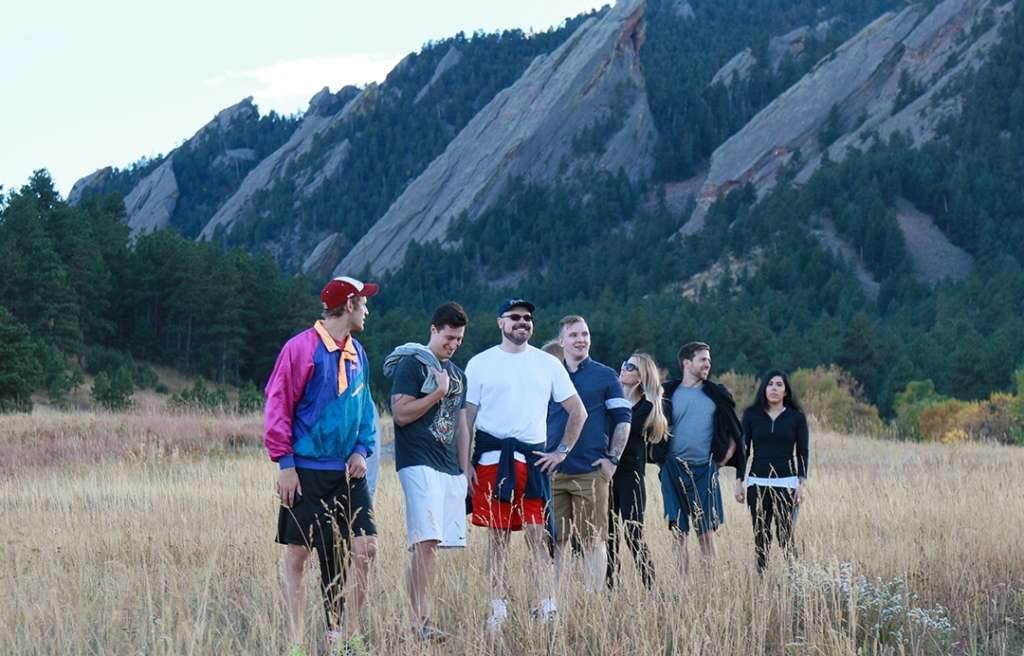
[546, 358, 632, 474]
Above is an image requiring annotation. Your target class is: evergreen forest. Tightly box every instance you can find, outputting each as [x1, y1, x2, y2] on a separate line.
[2, 0, 1023, 445]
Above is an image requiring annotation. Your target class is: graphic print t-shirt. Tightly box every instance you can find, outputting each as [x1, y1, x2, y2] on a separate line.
[391, 355, 466, 474]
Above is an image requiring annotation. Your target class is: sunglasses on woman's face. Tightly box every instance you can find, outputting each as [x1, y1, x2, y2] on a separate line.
[502, 313, 533, 322]
[620, 361, 638, 372]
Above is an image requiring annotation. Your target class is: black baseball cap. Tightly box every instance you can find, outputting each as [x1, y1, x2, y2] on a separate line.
[497, 298, 535, 316]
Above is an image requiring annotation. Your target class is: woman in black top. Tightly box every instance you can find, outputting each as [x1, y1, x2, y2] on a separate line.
[735, 370, 809, 572]
[606, 353, 669, 590]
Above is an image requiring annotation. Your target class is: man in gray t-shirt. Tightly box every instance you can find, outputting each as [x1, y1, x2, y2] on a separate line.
[669, 385, 716, 463]
[659, 341, 733, 578]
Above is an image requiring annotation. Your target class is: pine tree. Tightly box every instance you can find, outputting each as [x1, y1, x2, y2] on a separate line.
[0, 307, 41, 413]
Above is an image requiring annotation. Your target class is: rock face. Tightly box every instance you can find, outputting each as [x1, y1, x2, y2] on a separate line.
[122, 158, 178, 237]
[198, 86, 365, 240]
[695, 0, 1004, 221]
[811, 219, 881, 300]
[798, 0, 1009, 183]
[67, 167, 114, 206]
[711, 21, 834, 87]
[71, 97, 275, 238]
[895, 197, 974, 282]
[338, 0, 656, 276]
[415, 46, 462, 103]
[302, 233, 349, 280]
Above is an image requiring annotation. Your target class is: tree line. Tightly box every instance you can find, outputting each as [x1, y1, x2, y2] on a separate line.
[0, 173, 316, 412]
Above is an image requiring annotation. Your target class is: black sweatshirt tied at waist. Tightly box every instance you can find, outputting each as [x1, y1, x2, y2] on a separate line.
[472, 430, 552, 503]
[472, 430, 554, 537]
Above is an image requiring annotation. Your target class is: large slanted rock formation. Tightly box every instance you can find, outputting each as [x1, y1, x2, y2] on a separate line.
[798, 0, 1010, 183]
[198, 86, 365, 240]
[122, 158, 178, 237]
[67, 167, 114, 206]
[337, 0, 656, 276]
[693, 0, 1005, 226]
[72, 97, 274, 238]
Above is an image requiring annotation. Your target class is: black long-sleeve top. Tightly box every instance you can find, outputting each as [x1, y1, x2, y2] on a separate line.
[740, 406, 809, 480]
[618, 397, 652, 472]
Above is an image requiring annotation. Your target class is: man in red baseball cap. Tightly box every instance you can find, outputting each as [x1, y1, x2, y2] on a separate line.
[264, 275, 380, 656]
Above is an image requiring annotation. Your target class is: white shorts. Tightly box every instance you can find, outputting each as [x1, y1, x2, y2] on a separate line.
[398, 465, 468, 550]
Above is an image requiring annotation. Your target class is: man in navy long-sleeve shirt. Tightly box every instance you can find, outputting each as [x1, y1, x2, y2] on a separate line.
[547, 315, 632, 593]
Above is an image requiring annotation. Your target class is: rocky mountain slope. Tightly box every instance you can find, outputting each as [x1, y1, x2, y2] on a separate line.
[339, 0, 655, 275]
[70, 0, 1010, 287]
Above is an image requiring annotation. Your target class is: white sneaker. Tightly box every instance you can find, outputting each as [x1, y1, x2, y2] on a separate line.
[486, 599, 508, 632]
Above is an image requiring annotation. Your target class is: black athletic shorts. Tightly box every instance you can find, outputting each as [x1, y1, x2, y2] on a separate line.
[276, 468, 377, 548]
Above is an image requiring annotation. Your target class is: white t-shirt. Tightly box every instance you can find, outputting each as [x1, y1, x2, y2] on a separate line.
[466, 345, 576, 465]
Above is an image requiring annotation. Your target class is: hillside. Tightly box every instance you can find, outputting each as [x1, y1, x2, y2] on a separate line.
[20, 0, 1024, 414]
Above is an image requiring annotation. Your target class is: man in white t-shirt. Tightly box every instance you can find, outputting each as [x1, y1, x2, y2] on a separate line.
[466, 298, 587, 630]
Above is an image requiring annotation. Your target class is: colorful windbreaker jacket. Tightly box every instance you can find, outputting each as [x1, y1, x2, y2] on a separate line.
[264, 321, 376, 470]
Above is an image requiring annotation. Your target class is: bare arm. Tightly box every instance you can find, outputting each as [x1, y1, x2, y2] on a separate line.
[389, 368, 450, 426]
[463, 402, 479, 487]
[456, 408, 472, 475]
[464, 402, 478, 434]
[607, 422, 630, 459]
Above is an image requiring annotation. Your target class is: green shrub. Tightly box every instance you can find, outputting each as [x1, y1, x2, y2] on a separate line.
[169, 379, 231, 412]
[790, 366, 883, 435]
[91, 365, 134, 411]
[132, 362, 159, 390]
[237, 381, 264, 414]
[892, 379, 946, 440]
[86, 346, 160, 390]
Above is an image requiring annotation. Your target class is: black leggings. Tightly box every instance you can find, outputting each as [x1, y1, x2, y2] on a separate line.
[606, 468, 655, 589]
[747, 484, 796, 572]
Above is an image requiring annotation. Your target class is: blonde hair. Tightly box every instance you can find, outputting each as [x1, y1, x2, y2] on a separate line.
[629, 352, 669, 443]
[541, 339, 564, 360]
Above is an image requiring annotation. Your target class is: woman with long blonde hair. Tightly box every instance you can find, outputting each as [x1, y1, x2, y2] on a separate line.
[606, 352, 668, 589]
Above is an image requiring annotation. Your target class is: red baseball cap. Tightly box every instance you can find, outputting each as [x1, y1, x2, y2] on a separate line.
[320, 276, 380, 312]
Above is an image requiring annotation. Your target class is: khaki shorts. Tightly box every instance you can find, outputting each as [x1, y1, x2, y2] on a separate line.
[550, 469, 609, 545]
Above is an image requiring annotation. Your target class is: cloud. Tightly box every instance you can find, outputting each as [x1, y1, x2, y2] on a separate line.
[204, 53, 403, 114]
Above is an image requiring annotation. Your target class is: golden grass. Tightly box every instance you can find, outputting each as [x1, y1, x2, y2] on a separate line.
[1, 412, 1021, 655]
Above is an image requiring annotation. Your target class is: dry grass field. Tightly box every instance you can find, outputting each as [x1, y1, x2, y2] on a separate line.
[1, 409, 1022, 655]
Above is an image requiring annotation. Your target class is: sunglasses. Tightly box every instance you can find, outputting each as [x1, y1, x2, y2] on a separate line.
[620, 361, 638, 372]
[502, 313, 533, 322]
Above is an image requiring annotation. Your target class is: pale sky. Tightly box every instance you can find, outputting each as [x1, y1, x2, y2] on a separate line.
[1, 1, 609, 197]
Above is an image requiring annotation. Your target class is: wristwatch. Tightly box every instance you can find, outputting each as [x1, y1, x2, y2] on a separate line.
[556, 443, 570, 455]
[605, 453, 620, 466]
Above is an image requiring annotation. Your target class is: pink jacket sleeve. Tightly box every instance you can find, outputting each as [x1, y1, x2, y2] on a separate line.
[264, 333, 314, 467]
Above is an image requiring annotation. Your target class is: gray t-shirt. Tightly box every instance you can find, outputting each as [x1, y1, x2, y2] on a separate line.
[391, 356, 466, 475]
[669, 385, 716, 463]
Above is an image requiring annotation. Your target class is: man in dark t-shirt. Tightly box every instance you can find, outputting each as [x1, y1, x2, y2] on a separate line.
[386, 302, 471, 642]
[392, 355, 465, 475]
